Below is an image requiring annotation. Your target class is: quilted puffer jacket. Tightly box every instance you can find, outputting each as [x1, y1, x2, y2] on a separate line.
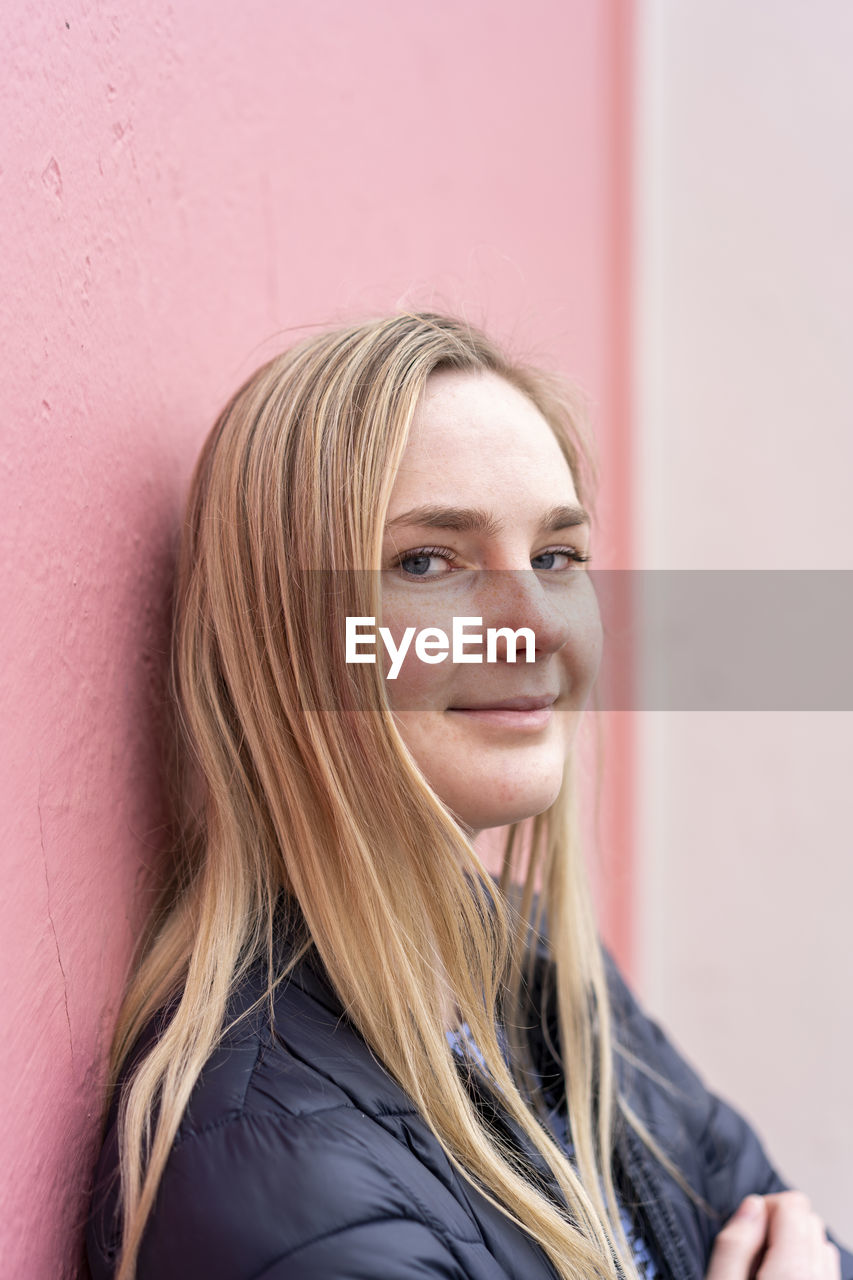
[86, 907, 853, 1280]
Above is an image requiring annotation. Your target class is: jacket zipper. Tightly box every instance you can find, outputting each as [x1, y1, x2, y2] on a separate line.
[466, 1065, 693, 1280]
[617, 1126, 697, 1280]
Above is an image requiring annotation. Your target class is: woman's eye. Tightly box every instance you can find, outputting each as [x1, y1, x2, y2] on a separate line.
[391, 545, 591, 577]
[531, 547, 591, 571]
[394, 547, 456, 578]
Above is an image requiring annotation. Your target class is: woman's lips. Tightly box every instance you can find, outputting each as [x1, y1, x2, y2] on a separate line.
[447, 695, 557, 731]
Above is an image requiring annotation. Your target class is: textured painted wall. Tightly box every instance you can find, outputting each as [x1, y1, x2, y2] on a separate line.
[0, 2, 631, 1274]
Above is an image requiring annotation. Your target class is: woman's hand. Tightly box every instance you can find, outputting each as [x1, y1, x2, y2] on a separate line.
[705, 1191, 841, 1280]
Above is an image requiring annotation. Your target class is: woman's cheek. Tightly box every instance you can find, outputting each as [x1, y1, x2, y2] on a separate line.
[385, 650, 457, 711]
[379, 598, 462, 710]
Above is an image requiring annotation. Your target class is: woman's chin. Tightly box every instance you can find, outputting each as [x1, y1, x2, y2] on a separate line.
[397, 724, 569, 834]
[443, 777, 564, 834]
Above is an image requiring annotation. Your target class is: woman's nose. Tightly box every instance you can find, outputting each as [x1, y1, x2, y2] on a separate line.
[473, 569, 586, 660]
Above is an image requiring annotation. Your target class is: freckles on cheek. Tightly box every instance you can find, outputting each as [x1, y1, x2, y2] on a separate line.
[379, 602, 460, 710]
[382, 646, 458, 711]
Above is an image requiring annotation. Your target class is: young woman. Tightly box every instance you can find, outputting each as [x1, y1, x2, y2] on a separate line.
[86, 312, 851, 1280]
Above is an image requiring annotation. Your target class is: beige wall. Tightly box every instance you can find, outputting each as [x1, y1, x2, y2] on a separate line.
[634, 0, 853, 1241]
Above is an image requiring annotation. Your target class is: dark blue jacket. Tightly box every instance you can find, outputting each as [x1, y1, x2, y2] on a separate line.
[86, 920, 853, 1280]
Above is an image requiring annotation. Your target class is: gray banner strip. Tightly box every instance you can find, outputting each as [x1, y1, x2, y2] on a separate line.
[290, 570, 853, 711]
[595, 570, 853, 711]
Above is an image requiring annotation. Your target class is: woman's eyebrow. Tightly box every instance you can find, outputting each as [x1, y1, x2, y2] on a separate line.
[384, 503, 590, 535]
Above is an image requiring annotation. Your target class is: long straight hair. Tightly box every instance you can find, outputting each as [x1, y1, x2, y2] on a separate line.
[105, 312, 703, 1280]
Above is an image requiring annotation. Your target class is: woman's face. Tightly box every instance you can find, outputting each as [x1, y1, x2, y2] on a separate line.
[379, 368, 603, 834]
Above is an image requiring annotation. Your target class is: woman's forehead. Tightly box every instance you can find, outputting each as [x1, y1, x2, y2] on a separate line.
[392, 370, 579, 513]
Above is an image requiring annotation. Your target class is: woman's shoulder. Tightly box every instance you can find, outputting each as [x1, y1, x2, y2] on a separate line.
[183, 947, 420, 1134]
[88, 946, 481, 1279]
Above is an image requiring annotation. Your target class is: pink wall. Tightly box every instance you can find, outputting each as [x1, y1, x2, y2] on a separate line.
[0, 3, 632, 1273]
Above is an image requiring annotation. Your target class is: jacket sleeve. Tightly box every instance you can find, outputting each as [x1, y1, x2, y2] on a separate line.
[602, 947, 853, 1279]
[241, 1219, 470, 1279]
[128, 1107, 493, 1280]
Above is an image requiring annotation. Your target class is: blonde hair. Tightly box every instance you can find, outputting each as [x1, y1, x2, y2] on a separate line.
[103, 312, 706, 1280]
